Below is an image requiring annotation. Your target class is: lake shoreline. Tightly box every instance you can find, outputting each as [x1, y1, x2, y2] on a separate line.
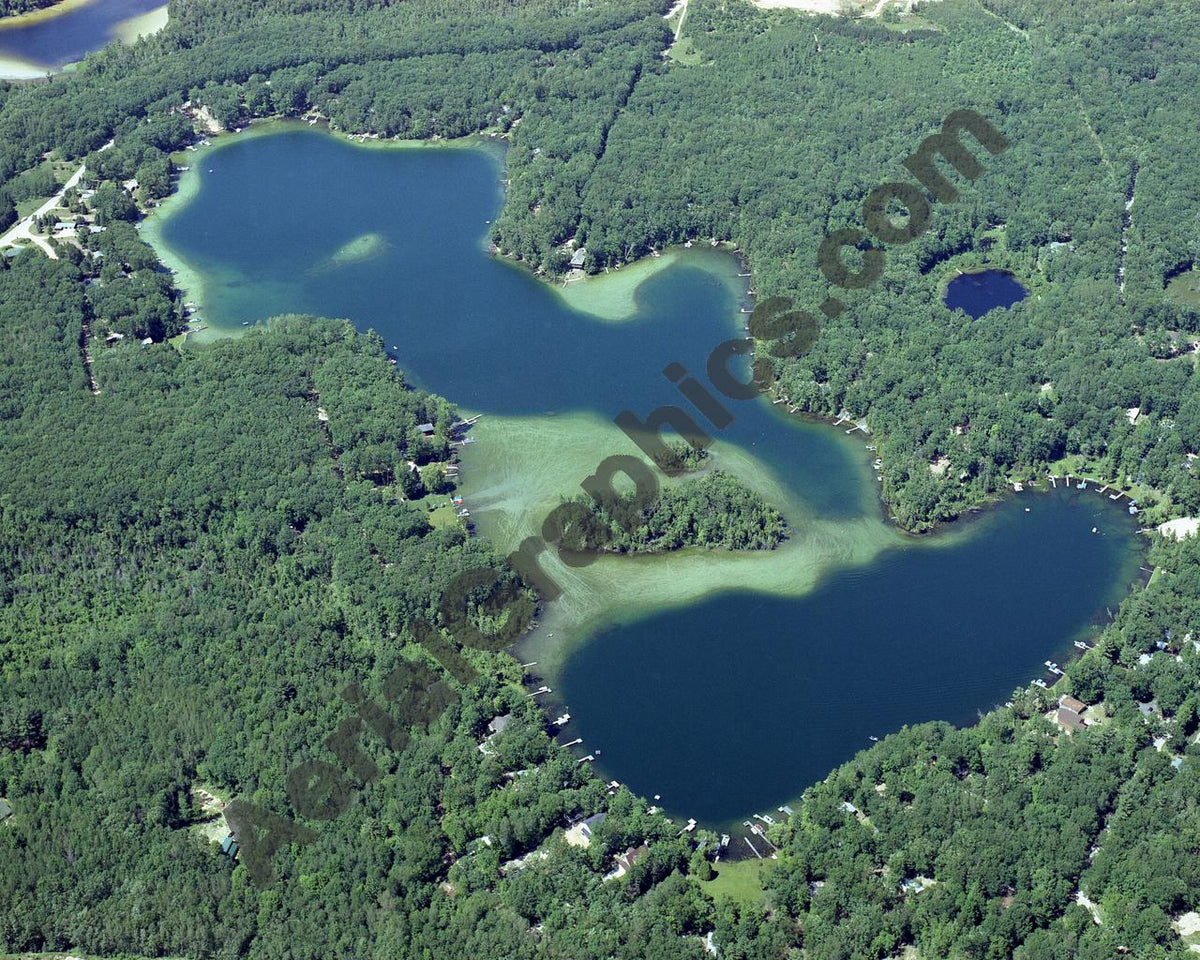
[144, 119, 1169, 550]
[136, 122, 1150, 855]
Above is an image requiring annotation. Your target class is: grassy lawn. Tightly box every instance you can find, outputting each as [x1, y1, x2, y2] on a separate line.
[666, 37, 702, 65]
[15, 197, 50, 219]
[699, 857, 770, 906]
[427, 503, 462, 531]
[875, 10, 942, 32]
[1167, 269, 1200, 308]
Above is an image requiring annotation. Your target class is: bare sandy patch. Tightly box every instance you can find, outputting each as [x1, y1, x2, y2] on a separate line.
[752, 0, 847, 11]
[1159, 517, 1200, 541]
[750, 0, 939, 16]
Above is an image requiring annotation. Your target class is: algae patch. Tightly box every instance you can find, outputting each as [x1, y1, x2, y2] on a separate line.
[317, 231, 389, 271]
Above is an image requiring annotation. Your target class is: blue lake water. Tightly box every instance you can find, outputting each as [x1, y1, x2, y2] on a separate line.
[944, 268, 1028, 319]
[151, 127, 1144, 828]
[0, 0, 163, 74]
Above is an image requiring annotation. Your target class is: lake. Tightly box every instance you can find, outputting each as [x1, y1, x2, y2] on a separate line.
[146, 125, 1144, 830]
[944, 268, 1028, 319]
[0, 0, 165, 78]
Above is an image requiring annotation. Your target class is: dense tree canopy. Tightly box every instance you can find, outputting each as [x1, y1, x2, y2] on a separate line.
[1, 0, 1199, 957]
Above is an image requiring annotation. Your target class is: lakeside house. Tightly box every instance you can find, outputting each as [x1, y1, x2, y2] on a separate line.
[417, 422, 436, 437]
[1056, 708, 1087, 733]
[580, 812, 605, 842]
[615, 844, 648, 872]
[604, 843, 650, 881]
[569, 247, 587, 269]
[1055, 694, 1089, 733]
[487, 714, 511, 737]
[479, 714, 511, 755]
[565, 812, 606, 848]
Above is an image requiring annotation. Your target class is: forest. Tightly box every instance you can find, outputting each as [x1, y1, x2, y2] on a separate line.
[1, 0, 1199, 958]
[564, 470, 788, 555]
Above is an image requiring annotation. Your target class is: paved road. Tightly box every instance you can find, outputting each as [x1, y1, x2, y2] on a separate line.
[0, 140, 112, 259]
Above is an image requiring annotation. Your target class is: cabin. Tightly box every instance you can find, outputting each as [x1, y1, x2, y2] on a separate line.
[605, 842, 649, 880]
[487, 714, 511, 737]
[615, 844, 649, 873]
[564, 811, 606, 848]
[478, 714, 512, 756]
[569, 247, 587, 269]
[1055, 694, 1088, 732]
[579, 812, 606, 842]
[416, 422, 436, 437]
[219, 834, 238, 859]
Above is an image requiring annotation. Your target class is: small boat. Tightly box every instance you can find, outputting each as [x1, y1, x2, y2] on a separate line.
[868, 735, 879, 742]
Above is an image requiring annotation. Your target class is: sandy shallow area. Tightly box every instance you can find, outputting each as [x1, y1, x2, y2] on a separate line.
[0, 53, 48, 78]
[114, 3, 168, 43]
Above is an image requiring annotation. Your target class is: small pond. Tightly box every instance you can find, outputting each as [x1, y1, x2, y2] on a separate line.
[944, 268, 1028, 319]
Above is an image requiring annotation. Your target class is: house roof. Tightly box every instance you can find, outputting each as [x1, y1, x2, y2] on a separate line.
[1059, 695, 1087, 714]
[0, 798, 11, 820]
[617, 844, 649, 871]
[1056, 708, 1086, 732]
[569, 247, 587, 267]
[487, 714, 511, 735]
[417, 422, 435, 433]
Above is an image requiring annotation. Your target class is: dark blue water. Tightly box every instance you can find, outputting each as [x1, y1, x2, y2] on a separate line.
[156, 127, 1143, 826]
[562, 492, 1132, 821]
[162, 129, 869, 519]
[944, 269, 1028, 318]
[0, 0, 164, 73]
